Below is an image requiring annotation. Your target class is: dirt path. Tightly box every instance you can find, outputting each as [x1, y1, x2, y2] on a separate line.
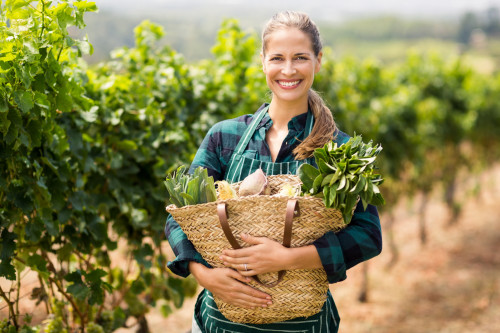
[152, 165, 500, 333]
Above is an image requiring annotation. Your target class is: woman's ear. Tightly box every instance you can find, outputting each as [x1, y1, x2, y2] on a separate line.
[315, 51, 323, 74]
[260, 52, 266, 72]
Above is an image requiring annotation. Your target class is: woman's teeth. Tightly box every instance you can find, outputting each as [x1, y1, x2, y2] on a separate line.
[279, 80, 300, 87]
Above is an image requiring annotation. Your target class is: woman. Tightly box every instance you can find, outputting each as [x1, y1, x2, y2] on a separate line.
[165, 11, 382, 332]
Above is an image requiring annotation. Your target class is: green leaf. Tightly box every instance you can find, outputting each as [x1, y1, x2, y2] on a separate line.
[180, 192, 195, 206]
[130, 279, 146, 294]
[0, 230, 17, 280]
[9, 7, 30, 19]
[25, 218, 44, 242]
[160, 304, 173, 317]
[345, 193, 358, 215]
[321, 174, 333, 187]
[164, 180, 183, 207]
[133, 244, 153, 269]
[80, 105, 98, 122]
[297, 163, 319, 192]
[27, 254, 49, 277]
[66, 279, 90, 301]
[57, 243, 74, 262]
[33, 92, 50, 110]
[370, 192, 386, 206]
[329, 184, 338, 208]
[55, 85, 73, 112]
[323, 186, 331, 207]
[313, 148, 328, 164]
[329, 168, 342, 186]
[116, 140, 138, 151]
[337, 175, 347, 191]
[54, 2, 74, 30]
[350, 176, 366, 194]
[13, 90, 33, 113]
[318, 159, 337, 174]
[312, 174, 324, 194]
[26, 119, 42, 147]
[0, 97, 7, 113]
[74, 1, 99, 12]
[205, 175, 217, 202]
[85, 268, 107, 281]
[167, 277, 185, 308]
[64, 270, 90, 301]
[86, 269, 111, 304]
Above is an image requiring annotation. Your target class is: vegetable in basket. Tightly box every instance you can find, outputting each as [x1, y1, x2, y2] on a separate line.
[298, 135, 385, 224]
[164, 166, 217, 207]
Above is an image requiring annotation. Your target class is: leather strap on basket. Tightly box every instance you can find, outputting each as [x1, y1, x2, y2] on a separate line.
[217, 199, 299, 288]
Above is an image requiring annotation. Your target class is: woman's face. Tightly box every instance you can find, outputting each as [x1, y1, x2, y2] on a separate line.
[261, 27, 322, 107]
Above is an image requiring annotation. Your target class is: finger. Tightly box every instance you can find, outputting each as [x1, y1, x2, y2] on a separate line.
[236, 268, 257, 277]
[240, 233, 266, 245]
[228, 271, 271, 300]
[220, 255, 250, 266]
[221, 247, 253, 258]
[228, 268, 252, 284]
[235, 292, 272, 308]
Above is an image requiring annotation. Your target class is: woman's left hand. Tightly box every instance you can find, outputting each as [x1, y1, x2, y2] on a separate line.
[220, 233, 289, 276]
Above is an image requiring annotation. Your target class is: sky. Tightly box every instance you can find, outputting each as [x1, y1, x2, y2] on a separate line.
[93, 0, 500, 21]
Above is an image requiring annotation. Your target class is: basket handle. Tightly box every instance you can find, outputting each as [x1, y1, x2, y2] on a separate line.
[216, 199, 299, 288]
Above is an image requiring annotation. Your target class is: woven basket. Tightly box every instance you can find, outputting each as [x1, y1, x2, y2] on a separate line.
[166, 175, 347, 324]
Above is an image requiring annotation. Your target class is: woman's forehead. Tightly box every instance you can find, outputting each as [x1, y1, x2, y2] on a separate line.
[264, 28, 314, 54]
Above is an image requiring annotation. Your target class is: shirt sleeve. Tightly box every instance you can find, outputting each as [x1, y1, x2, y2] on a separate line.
[165, 215, 210, 277]
[189, 124, 224, 180]
[165, 126, 223, 277]
[312, 202, 382, 283]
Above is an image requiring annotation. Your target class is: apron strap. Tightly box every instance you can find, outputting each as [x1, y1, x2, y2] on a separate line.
[233, 105, 270, 156]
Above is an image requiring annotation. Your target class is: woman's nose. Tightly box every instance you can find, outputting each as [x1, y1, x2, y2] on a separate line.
[281, 61, 296, 75]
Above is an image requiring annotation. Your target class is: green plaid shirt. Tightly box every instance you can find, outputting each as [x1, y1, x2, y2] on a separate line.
[164, 104, 382, 331]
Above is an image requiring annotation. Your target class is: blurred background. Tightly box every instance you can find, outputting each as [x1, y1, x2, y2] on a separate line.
[1, 1, 499, 333]
[85, 0, 500, 73]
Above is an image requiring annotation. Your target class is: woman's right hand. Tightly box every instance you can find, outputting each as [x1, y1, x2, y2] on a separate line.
[189, 262, 272, 309]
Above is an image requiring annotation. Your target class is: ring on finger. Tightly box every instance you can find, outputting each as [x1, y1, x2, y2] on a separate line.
[244, 263, 248, 271]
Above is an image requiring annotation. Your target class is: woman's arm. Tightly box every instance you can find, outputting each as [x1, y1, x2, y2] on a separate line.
[313, 203, 382, 283]
[166, 121, 274, 307]
[164, 215, 210, 277]
[220, 202, 382, 283]
[165, 124, 224, 277]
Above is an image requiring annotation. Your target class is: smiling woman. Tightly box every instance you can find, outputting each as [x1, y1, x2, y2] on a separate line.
[164, 10, 382, 333]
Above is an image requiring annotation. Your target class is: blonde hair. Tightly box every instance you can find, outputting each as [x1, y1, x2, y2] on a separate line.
[262, 11, 336, 160]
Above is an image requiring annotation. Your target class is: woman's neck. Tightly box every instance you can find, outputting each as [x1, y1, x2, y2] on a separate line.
[268, 99, 308, 130]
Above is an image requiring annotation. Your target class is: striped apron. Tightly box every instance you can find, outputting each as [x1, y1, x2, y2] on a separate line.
[193, 106, 340, 332]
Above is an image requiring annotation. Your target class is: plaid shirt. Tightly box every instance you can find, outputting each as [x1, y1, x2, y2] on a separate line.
[165, 103, 382, 284]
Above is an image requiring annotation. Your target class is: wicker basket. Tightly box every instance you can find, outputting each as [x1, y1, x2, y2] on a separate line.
[166, 175, 347, 324]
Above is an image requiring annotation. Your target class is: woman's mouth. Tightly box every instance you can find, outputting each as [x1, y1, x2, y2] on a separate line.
[277, 80, 301, 88]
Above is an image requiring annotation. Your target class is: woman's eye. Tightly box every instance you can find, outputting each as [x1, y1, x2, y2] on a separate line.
[270, 57, 282, 61]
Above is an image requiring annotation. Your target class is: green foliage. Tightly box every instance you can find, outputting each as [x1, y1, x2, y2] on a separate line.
[0, 1, 198, 332]
[1, 2, 500, 332]
[164, 166, 217, 207]
[298, 136, 384, 223]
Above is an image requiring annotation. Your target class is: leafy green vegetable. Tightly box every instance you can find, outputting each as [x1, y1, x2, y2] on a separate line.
[298, 135, 385, 224]
[164, 166, 217, 207]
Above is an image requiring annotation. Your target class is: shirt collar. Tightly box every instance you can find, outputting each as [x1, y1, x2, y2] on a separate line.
[255, 103, 311, 133]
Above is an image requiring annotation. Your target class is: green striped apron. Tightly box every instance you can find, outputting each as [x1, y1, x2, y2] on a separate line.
[194, 106, 340, 332]
[225, 105, 315, 183]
